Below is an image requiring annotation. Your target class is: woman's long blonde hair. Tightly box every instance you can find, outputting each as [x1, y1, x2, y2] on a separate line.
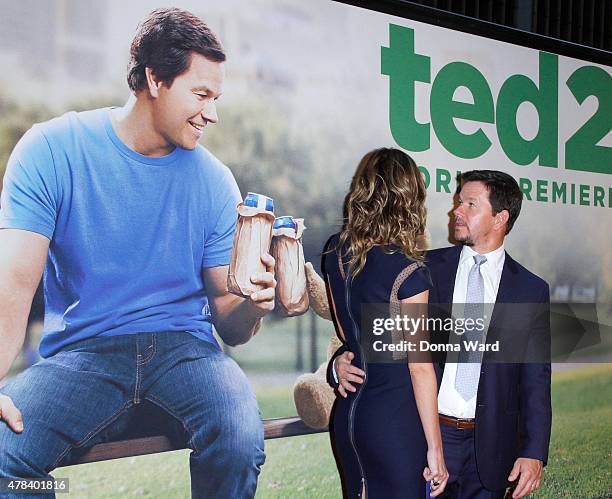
[337, 148, 427, 278]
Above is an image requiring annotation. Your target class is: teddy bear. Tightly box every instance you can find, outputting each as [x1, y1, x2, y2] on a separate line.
[292, 262, 337, 429]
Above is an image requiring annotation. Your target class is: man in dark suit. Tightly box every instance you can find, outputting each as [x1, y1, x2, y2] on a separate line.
[333, 170, 551, 499]
[426, 170, 551, 498]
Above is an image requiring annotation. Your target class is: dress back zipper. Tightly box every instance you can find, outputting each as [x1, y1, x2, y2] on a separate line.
[342, 255, 368, 498]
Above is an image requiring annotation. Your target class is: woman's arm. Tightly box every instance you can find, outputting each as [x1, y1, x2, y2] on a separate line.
[403, 290, 449, 496]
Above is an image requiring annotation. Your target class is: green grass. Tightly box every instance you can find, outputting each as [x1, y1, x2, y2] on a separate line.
[57, 434, 340, 499]
[534, 366, 612, 499]
[56, 366, 612, 498]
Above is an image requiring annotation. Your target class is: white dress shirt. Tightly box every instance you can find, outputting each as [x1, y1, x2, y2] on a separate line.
[438, 244, 505, 419]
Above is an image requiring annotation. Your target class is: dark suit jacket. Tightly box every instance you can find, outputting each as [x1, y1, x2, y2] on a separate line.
[426, 246, 552, 491]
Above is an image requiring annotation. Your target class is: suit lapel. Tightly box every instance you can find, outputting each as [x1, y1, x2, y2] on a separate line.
[436, 246, 461, 304]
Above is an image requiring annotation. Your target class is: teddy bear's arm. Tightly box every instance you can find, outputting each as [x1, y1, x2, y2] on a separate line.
[304, 262, 332, 321]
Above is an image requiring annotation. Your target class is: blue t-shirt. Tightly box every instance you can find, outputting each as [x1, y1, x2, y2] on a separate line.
[0, 108, 242, 357]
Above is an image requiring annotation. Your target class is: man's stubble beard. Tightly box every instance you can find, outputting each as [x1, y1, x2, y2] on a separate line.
[455, 234, 474, 246]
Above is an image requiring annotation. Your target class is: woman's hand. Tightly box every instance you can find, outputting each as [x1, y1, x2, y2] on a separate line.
[423, 446, 449, 497]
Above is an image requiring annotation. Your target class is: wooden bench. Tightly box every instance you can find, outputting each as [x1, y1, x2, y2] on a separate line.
[62, 417, 327, 466]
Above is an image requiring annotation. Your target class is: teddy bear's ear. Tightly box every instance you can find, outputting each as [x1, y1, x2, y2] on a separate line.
[304, 262, 332, 320]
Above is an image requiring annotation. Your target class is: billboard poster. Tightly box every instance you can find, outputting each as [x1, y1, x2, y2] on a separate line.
[0, 0, 609, 497]
[2, 0, 608, 302]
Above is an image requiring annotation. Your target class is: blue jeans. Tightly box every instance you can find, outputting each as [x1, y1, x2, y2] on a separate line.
[0, 332, 265, 498]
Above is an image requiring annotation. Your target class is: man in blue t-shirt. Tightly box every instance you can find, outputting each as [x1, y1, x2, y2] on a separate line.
[0, 9, 273, 498]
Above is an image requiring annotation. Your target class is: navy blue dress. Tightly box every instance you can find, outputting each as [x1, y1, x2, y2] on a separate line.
[322, 233, 433, 499]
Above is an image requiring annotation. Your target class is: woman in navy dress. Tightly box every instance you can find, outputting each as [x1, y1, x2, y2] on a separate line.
[322, 148, 448, 498]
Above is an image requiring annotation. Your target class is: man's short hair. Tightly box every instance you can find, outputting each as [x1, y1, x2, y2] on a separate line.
[461, 170, 523, 234]
[127, 8, 226, 92]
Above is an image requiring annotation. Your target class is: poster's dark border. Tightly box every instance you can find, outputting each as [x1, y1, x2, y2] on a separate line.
[333, 0, 612, 67]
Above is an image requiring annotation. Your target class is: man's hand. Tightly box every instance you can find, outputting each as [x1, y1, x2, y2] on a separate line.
[248, 253, 276, 317]
[335, 351, 365, 397]
[508, 457, 544, 498]
[0, 394, 23, 433]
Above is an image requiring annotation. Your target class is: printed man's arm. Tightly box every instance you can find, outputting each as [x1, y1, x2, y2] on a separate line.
[0, 229, 48, 432]
[0, 229, 48, 378]
[202, 253, 276, 347]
